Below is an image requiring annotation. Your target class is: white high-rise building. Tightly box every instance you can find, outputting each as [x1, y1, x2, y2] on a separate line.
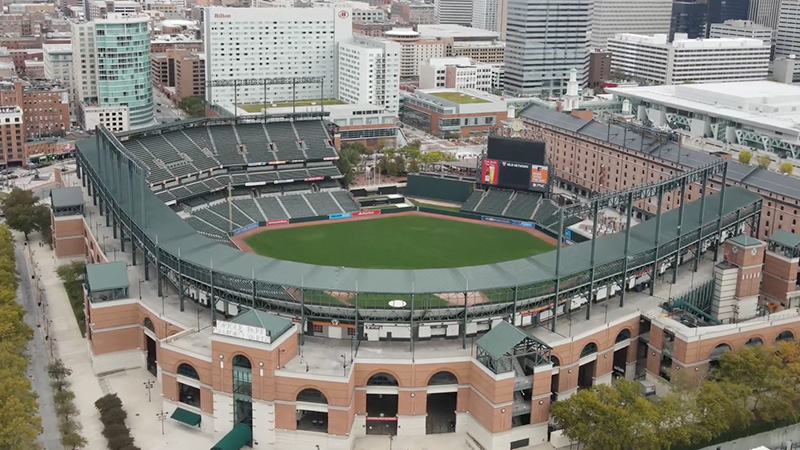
[776, 0, 800, 58]
[472, 0, 499, 32]
[338, 36, 401, 114]
[748, 0, 782, 29]
[710, 20, 773, 47]
[435, 0, 472, 26]
[590, 0, 673, 50]
[43, 44, 77, 121]
[419, 57, 495, 91]
[608, 33, 770, 85]
[203, 6, 353, 108]
[504, 0, 591, 97]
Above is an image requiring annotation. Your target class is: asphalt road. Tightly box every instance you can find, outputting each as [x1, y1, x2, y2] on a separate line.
[153, 88, 185, 125]
[16, 242, 62, 450]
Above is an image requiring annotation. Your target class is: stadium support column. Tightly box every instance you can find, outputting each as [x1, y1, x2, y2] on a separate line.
[354, 288, 359, 356]
[694, 171, 709, 273]
[619, 192, 633, 308]
[251, 269, 256, 310]
[410, 289, 415, 359]
[90, 181, 96, 205]
[551, 208, 564, 333]
[586, 201, 599, 321]
[299, 287, 306, 346]
[209, 262, 216, 325]
[178, 249, 184, 312]
[673, 179, 687, 284]
[511, 286, 518, 325]
[128, 163, 137, 267]
[156, 236, 163, 298]
[80, 163, 85, 188]
[462, 286, 468, 350]
[713, 164, 728, 262]
[650, 185, 664, 296]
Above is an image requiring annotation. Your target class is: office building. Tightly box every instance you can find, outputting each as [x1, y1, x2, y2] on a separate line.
[772, 56, 800, 83]
[0, 80, 69, 139]
[72, 13, 153, 129]
[384, 28, 448, 79]
[435, 0, 472, 26]
[400, 88, 507, 137]
[588, 51, 612, 88]
[504, 0, 591, 97]
[451, 40, 505, 64]
[472, 0, 499, 32]
[203, 6, 352, 107]
[608, 33, 769, 85]
[0, 106, 24, 164]
[338, 36, 401, 114]
[419, 57, 495, 91]
[391, 1, 435, 24]
[776, 0, 800, 58]
[748, 0, 781, 29]
[590, 0, 673, 50]
[710, 19, 773, 47]
[174, 51, 206, 101]
[670, 1, 709, 40]
[708, 0, 751, 27]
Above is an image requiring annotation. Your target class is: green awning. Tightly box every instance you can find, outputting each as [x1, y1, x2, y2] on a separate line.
[211, 424, 252, 450]
[171, 407, 201, 427]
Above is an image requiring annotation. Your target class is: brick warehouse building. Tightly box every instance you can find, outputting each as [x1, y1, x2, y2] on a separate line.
[51, 113, 800, 450]
[519, 107, 800, 241]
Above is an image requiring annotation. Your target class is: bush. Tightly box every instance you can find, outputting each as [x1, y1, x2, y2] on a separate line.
[780, 161, 794, 175]
[94, 394, 122, 414]
[95, 394, 138, 450]
[101, 423, 129, 440]
[757, 154, 772, 169]
[107, 434, 134, 450]
[100, 407, 128, 427]
[738, 150, 752, 165]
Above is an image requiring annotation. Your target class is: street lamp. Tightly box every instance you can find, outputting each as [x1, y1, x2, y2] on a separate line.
[138, 278, 142, 300]
[156, 410, 167, 435]
[143, 380, 155, 402]
[340, 354, 347, 376]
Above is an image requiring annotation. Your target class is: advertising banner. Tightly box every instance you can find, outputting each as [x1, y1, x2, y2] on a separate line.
[530, 165, 549, 188]
[481, 159, 499, 185]
[352, 210, 381, 217]
[266, 219, 289, 226]
[329, 212, 352, 220]
[232, 222, 260, 236]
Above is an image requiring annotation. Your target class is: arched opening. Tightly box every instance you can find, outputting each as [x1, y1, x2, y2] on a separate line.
[613, 329, 632, 380]
[426, 372, 458, 435]
[745, 337, 763, 347]
[296, 389, 328, 433]
[177, 363, 200, 408]
[777, 330, 795, 342]
[550, 355, 561, 403]
[143, 318, 157, 376]
[578, 343, 598, 390]
[709, 344, 732, 371]
[366, 373, 399, 436]
[232, 355, 253, 427]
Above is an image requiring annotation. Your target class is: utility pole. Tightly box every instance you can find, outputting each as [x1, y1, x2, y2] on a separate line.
[228, 183, 233, 233]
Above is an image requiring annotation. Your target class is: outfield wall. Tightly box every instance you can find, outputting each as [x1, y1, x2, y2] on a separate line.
[405, 174, 474, 203]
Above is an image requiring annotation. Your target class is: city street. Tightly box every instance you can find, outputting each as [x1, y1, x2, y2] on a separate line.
[17, 240, 62, 450]
[153, 88, 185, 125]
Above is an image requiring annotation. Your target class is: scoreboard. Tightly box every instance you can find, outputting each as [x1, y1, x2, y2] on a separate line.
[480, 159, 549, 192]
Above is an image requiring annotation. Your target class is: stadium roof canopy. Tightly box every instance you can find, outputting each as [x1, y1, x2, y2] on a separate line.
[50, 187, 84, 209]
[78, 135, 761, 294]
[85, 261, 129, 292]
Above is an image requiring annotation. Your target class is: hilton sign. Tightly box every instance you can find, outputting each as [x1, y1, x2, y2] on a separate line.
[214, 13, 231, 18]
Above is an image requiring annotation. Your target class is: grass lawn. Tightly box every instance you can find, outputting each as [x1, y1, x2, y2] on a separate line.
[430, 92, 489, 104]
[240, 98, 344, 112]
[243, 215, 554, 270]
[409, 199, 462, 212]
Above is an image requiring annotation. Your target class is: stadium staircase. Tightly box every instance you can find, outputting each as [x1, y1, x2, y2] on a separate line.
[500, 191, 516, 216]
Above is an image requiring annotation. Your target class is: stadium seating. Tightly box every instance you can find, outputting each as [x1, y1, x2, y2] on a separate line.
[168, 131, 219, 171]
[293, 121, 336, 159]
[305, 192, 343, 215]
[235, 123, 273, 162]
[185, 216, 226, 238]
[208, 126, 246, 166]
[504, 191, 541, 220]
[256, 197, 290, 220]
[265, 122, 306, 161]
[475, 189, 513, 216]
[279, 194, 315, 217]
[235, 198, 266, 222]
[193, 208, 235, 232]
[461, 190, 485, 213]
[331, 191, 359, 211]
[533, 201, 558, 227]
[209, 202, 252, 228]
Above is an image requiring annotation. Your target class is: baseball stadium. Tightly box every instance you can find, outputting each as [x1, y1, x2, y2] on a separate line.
[58, 108, 791, 450]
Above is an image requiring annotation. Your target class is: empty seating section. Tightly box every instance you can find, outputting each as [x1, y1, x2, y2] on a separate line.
[208, 202, 251, 228]
[256, 197, 289, 220]
[475, 189, 513, 216]
[278, 169, 309, 181]
[155, 191, 175, 202]
[282, 182, 311, 193]
[294, 121, 335, 159]
[318, 180, 340, 190]
[235, 198, 266, 222]
[504, 192, 541, 220]
[181, 128, 215, 154]
[305, 193, 341, 215]
[167, 131, 219, 170]
[307, 166, 340, 177]
[279, 195, 314, 217]
[170, 164, 197, 178]
[235, 124, 273, 162]
[204, 177, 225, 189]
[194, 208, 234, 231]
[248, 171, 280, 183]
[137, 135, 183, 164]
[259, 185, 282, 195]
[461, 190, 485, 212]
[186, 182, 210, 195]
[533, 201, 558, 227]
[265, 122, 305, 161]
[127, 141, 173, 182]
[208, 126, 246, 166]
[231, 174, 249, 185]
[331, 191, 359, 211]
[185, 216, 226, 238]
[183, 197, 208, 207]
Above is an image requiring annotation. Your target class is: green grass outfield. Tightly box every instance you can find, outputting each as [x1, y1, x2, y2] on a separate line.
[243, 215, 554, 270]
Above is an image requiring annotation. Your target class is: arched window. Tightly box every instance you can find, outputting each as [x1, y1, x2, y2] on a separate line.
[709, 344, 732, 361]
[367, 372, 398, 386]
[297, 388, 328, 404]
[615, 329, 631, 343]
[550, 355, 560, 367]
[777, 330, 795, 342]
[580, 342, 598, 358]
[233, 354, 252, 368]
[143, 317, 155, 332]
[745, 337, 763, 347]
[427, 371, 458, 386]
[177, 363, 199, 380]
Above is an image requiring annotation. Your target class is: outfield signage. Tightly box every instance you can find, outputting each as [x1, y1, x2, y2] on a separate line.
[267, 219, 289, 226]
[352, 210, 381, 217]
[213, 320, 271, 344]
[305, 176, 324, 182]
[481, 216, 536, 230]
[233, 222, 259, 235]
[329, 212, 352, 220]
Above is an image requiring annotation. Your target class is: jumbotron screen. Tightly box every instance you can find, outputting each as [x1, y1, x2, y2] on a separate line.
[481, 159, 549, 191]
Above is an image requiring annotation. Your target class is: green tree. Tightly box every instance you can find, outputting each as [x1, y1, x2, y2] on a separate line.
[738, 150, 752, 165]
[1, 188, 46, 239]
[178, 96, 205, 118]
[336, 144, 364, 187]
[61, 429, 88, 450]
[757, 154, 772, 169]
[48, 359, 73, 391]
[780, 161, 794, 175]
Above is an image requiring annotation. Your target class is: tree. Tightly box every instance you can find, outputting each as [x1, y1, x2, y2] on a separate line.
[1, 188, 45, 239]
[35, 204, 51, 246]
[780, 161, 794, 175]
[178, 96, 205, 118]
[336, 144, 364, 187]
[738, 150, 752, 165]
[757, 154, 772, 169]
[48, 359, 73, 392]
